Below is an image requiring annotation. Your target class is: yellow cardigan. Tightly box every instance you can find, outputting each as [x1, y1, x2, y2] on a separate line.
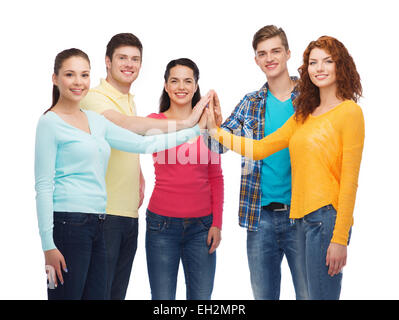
[213, 100, 364, 246]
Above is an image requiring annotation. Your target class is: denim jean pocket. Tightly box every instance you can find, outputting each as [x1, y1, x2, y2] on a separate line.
[53, 212, 90, 227]
[146, 212, 166, 232]
[199, 214, 213, 231]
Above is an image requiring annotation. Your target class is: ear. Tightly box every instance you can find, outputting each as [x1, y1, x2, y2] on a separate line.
[286, 49, 291, 60]
[52, 73, 58, 86]
[105, 56, 111, 72]
[164, 82, 169, 93]
[254, 55, 261, 68]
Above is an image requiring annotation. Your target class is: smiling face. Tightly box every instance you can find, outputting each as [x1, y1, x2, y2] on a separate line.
[105, 45, 142, 92]
[52, 56, 90, 103]
[308, 47, 337, 90]
[254, 35, 291, 80]
[164, 65, 198, 108]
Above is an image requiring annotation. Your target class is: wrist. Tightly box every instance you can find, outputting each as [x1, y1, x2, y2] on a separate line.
[178, 119, 191, 130]
[208, 127, 218, 137]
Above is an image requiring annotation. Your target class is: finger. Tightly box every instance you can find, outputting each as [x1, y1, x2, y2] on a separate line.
[54, 264, 62, 287]
[210, 235, 221, 254]
[207, 230, 212, 246]
[213, 91, 220, 108]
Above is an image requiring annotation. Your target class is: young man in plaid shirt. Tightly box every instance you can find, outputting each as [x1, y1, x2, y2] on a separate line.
[208, 25, 308, 299]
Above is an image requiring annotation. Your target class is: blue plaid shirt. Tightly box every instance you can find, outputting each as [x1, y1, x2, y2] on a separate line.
[206, 78, 298, 231]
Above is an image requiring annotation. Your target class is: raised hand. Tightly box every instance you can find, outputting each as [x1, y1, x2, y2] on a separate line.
[185, 91, 212, 128]
[211, 90, 223, 127]
[206, 91, 218, 135]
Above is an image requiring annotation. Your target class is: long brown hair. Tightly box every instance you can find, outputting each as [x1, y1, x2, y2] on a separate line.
[294, 36, 362, 122]
[44, 48, 90, 114]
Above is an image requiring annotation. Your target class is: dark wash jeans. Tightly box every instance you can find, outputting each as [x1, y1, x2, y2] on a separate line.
[48, 212, 107, 300]
[145, 209, 216, 300]
[103, 215, 138, 300]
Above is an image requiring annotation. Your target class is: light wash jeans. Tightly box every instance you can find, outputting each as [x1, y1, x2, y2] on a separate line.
[145, 209, 216, 300]
[296, 204, 350, 300]
[247, 207, 309, 300]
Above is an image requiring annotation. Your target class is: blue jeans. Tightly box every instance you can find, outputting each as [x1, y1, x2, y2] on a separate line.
[145, 210, 216, 300]
[247, 207, 309, 300]
[103, 215, 138, 300]
[48, 212, 107, 300]
[296, 204, 350, 300]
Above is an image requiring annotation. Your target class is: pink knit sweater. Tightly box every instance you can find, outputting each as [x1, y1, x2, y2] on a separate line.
[146, 113, 224, 229]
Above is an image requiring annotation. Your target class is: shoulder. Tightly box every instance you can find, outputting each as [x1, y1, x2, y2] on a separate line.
[341, 100, 364, 118]
[37, 113, 56, 129]
[83, 109, 106, 123]
[242, 90, 263, 102]
[82, 88, 111, 104]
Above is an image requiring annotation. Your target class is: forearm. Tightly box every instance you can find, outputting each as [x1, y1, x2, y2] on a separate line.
[105, 117, 201, 154]
[210, 127, 287, 160]
[103, 110, 189, 135]
[332, 146, 364, 246]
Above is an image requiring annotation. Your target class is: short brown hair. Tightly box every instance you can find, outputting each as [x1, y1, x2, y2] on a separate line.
[252, 25, 289, 52]
[106, 33, 143, 60]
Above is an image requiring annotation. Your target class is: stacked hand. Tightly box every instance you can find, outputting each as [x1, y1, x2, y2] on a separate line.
[191, 90, 222, 131]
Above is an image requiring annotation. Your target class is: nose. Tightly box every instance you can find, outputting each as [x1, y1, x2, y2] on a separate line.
[265, 52, 273, 62]
[177, 80, 185, 89]
[73, 75, 83, 85]
[316, 61, 324, 72]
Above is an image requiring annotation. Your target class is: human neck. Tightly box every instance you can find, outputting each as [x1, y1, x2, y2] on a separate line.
[267, 71, 293, 101]
[52, 97, 81, 115]
[106, 75, 132, 95]
[319, 85, 343, 108]
[164, 103, 192, 120]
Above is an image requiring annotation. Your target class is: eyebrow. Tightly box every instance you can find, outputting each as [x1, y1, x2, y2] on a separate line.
[64, 70, 90, 73]
[169, 77, 194, 80]
[257, 47, 283, 53]
[116, 53, 141, 59]
[309, 56, 333, 61]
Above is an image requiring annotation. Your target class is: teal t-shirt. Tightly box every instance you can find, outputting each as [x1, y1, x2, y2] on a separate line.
[261, 91, 294, 206]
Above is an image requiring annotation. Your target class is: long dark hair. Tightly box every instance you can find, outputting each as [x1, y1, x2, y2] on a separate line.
[44, 48, 90, 114]
[159, 58, 201, 112]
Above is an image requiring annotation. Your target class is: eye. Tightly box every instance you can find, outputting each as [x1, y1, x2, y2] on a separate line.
[65, 73, 73, 77]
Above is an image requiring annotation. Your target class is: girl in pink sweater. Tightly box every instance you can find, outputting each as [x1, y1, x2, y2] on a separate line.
[146, 58, 224, 300]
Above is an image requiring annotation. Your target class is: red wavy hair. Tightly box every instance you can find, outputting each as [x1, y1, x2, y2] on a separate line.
[294, 36, 362, 122]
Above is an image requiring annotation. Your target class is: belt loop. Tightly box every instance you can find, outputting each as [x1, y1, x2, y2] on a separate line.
[98, 214, 106, 221]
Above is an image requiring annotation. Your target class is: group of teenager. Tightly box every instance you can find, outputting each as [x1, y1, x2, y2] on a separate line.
[34, 25, 364, 300]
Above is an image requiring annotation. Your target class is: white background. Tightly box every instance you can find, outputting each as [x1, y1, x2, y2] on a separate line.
[1, 0, 398, 300]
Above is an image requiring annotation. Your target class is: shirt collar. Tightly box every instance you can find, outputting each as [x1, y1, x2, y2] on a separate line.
[255, 76, 299, 99]
[99, 78, 134, 100]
